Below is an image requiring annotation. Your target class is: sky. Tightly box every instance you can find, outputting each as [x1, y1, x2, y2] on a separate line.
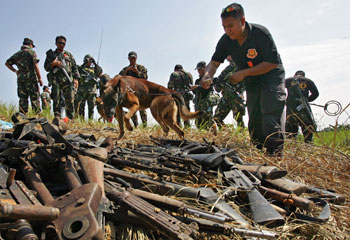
[1, 0, 349, 129]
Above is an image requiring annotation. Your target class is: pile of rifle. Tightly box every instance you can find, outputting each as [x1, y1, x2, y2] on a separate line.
[0, 113, 345, 240]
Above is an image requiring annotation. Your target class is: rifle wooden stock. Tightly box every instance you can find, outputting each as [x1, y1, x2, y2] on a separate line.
[263, 177, 308, 196]
[235, 164, 287, 180]
[259, 186, 315, 211]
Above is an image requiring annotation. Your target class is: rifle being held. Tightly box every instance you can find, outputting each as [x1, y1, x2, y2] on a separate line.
[46, 49, 73, 83]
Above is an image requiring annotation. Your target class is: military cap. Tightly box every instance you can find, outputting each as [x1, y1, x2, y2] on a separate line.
[83, 54, 94, 63]
[23, 38, 35, 47]
[174, 64, 183, 71]
[295, 70, 305, 77]
[128, 51, 137, 58]
[100, 73, 111, 85]
[195, 61, 206, 70]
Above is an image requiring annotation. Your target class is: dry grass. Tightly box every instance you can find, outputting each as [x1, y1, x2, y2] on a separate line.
[65, 121, 350, 239]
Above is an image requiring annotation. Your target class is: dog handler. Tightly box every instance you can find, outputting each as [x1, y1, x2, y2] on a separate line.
[201, 3, 286, 155]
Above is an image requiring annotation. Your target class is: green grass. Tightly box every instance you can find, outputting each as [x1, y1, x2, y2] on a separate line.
[314, 128, 350, 153]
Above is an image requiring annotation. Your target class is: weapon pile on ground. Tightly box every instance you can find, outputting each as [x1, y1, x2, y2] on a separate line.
[0, 113, 346, 240]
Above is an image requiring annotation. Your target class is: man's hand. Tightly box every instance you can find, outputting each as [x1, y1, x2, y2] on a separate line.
[51, 59, 62, 68]
[200, 76, 212, 89]
[38, 77, 43, 86]
[230, 71, 246, 84]
[190, 85, 199, 91]
[73, 79, 79, 89]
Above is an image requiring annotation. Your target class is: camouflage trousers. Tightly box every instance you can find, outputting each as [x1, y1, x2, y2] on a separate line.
[131, 110, 147, 127]
[51, 81, 75, 119]
[213, 97, 245, 128]
[17, 81, 40, 114]
[285, 109, 316, 143]
[75, 92, 96, 119]
[176, 98, 191, 128]
[195, 94, 220, 129]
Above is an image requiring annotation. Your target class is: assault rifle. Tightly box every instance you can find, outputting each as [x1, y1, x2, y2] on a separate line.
[105, 181, 199, 240]
[46, 49, 73, 83]
[104, 167, 250, 228]
[289, 76, 316, 130]
[81, 68, 99, 84]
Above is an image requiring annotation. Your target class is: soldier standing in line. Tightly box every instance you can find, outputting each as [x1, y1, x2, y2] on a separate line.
[5, 38, 43, 114]
[191, 61, 219, 129]
[285, 70, 319, 143]
[98, 73, 111, 97]
[44, 35, 80, 120]
[213, 59, 246, 128]
[168, 64, 194, 128]
[75, 54, 103, 119]
[119, 51, 148, 127]
[41, 86, 52, 111]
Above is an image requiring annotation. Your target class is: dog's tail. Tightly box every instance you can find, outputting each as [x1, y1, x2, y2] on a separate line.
[172, 93, 202, 121]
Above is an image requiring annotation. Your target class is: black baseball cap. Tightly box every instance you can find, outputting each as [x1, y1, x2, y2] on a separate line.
[23, 38, 35, 47]
[295, 70, 305, 77]
[128, 51, 137, 58]
[174, 64, 183, 71]
[195, 61, 206, 70]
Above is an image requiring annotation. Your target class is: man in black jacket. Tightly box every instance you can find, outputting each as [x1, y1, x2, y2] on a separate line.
[285, 70, 319, 143]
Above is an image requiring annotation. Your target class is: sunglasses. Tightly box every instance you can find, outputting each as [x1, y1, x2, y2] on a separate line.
[57, 42, 66, 45]
[222, 6, 236, 13]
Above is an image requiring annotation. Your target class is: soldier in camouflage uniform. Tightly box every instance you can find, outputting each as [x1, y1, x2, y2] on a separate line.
[41, 86, 52, 111]
[44, 36, 80, 120]
[99, 73, 111, 97]
[5, 38, 43, 114]
[75, 54, 103, 119]
[192, 61, 219, 129]
[119, 51, 148, 127]
[168, 64, 194, 128]
[213, 61, 246, 128]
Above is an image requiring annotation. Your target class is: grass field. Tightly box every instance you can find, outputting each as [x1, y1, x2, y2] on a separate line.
[0, 103, 349, 239]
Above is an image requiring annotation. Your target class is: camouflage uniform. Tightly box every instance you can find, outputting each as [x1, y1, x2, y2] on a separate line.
[6, 45, 41, 113]
[41, 91, 51, 110]
[193, 78, 219, 129]
[213, 63, 246, 128]
[44, 50, 80, 119]
[119, 64, 148, 127]
[75, 56, 103, 119]
[99, 73, 111, 97]
[168, 69, 193, 127]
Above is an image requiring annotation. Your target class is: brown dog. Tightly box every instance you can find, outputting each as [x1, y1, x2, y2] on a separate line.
[102, 75, 201, 139]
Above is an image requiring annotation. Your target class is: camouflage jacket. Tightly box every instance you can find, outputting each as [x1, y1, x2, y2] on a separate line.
[6, 45, 39, 83]
[215, 64, 245, 103]
[168, 70, 193, 100]
[44, 49, 80, 84]
[119, 64, 148, 79]
[77, 63, 103, 94]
